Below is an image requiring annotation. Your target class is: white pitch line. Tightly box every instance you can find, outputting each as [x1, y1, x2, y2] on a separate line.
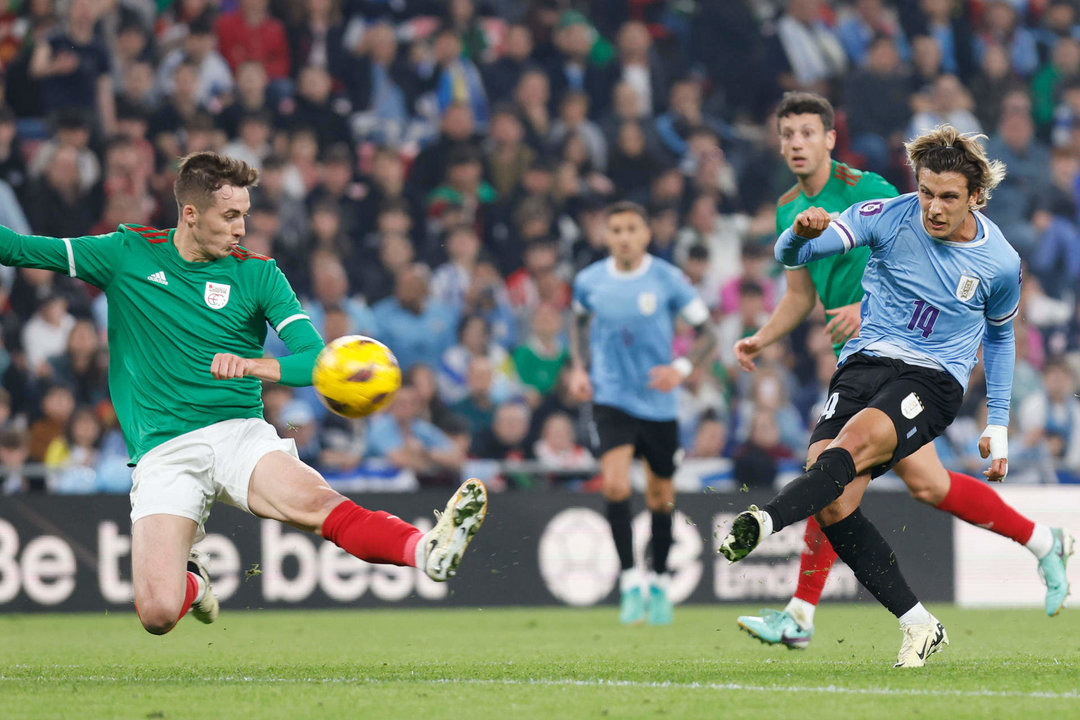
[1, 675, 1078, 701]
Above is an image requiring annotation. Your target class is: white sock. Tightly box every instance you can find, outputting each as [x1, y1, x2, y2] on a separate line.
[620, 567, 644, 593]
[647, 571, 670, 591]
[1026, 524, 1055, 559]
[758, 509, 774, 537]
[784, 597, 817, 629]
[898, 602, 933, 627]
[191, 573, 207, 603]
[415, 532, 429, 568]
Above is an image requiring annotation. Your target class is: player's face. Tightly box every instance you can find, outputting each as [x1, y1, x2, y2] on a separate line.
[190, 185, 250, 259]
[916, 169, 980, 241]
[778, 113, 836, 178]
[605, 211, 651, 267]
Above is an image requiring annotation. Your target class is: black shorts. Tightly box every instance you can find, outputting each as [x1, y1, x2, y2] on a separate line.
[808, 353, 963, 478]
[591, 404, 680, 478]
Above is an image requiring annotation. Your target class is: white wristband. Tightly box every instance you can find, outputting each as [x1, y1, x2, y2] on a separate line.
[672, 357, 693, 378]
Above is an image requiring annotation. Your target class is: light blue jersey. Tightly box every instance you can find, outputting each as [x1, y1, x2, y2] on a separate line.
[573, 256, 705, 421]
[777, 193, 1020, 426]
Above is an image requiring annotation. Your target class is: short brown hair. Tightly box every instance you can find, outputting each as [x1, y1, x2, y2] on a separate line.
[605, 200, 649, 223]
[904, 125, 1006, 210]
[776, 91, 835, 132]
[174, 152, 259, 211]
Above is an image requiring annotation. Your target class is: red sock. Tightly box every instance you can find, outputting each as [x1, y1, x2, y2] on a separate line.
[321, 500, 423, 566]
[177, 571, 199, 620]
[937, 471, 1035, 545]
[792, 516, 839, 605]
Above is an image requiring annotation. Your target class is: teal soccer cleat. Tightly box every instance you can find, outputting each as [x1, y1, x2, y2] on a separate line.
[736, 609, 813, 649]
[619, 585, 646, 625]
[1039, 528, 1075, 617]
[646, 580, 673, 626]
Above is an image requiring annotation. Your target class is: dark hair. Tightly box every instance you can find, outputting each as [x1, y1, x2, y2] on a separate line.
[738, 279, 765, 297]
[687, 243, 709, 261]
[174, 152, 259, 211]
[775, 91, 835, 132]
[605, 200, 649, 223]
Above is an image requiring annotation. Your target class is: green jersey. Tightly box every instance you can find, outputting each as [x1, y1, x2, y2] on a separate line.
[0, 223, 323, 463]
[775, 160, 898, 354]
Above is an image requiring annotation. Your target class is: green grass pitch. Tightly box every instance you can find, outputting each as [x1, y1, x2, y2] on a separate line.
[2, 605, 1078, 719]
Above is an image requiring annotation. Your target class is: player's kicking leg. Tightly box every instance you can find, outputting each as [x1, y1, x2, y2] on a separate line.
[131, 514, 217, 634]
[247, 450, 487, 582]
[895, 442, 1074, 615]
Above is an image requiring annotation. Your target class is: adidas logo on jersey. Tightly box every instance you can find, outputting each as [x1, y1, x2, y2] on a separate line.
[147, 271, 168, 286]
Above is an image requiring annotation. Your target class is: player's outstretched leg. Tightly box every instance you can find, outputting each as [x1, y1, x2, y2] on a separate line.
[736, 516, 835, 649]
[417, 478, 489, 581]
[187, 549, 219, 624]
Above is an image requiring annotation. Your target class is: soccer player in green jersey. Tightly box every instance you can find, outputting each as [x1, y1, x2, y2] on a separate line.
[0, 152, 488, 634]
[731, 93, 1071, 651]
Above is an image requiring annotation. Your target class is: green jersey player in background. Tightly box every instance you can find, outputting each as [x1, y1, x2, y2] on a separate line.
[731, 93, 1070, 650]
[0, 152, 487, 635]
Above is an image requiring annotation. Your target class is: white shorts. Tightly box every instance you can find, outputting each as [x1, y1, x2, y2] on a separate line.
[130, 418, 297, 539]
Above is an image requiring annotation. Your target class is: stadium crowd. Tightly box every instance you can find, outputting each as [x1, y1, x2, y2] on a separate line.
[0, 0, 1078, 494]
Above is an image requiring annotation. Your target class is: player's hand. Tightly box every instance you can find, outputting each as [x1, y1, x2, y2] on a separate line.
[793, 207, 832, 239]
[824, 303, 862, 345]
[734, 335, 764, 373]
[978, 424, 1009, 482]
[648, 365, 684, 392]
[567, 366, 593, 402]
[211, 353, 253, 380]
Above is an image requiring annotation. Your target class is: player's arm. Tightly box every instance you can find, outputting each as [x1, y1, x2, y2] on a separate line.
[775, 199, 884, 268]
[649, 297, 715, 391]
[978, 260, 1022, 482]
[568, 276, 594, 401]
[0, 225, 120, 288]
[735, 267, 816, 372]
[212, 263, 324, 386]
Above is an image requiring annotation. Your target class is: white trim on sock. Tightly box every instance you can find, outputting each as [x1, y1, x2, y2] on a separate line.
[191, 572, 207, 603]
[415, 532, 429, 569]
[1026, 524, 1054, 559]
[759, 510, 774, 537]
[784, 597, 816, 629]
[898, 602, 932, 627]
[620, 567, 644, 593]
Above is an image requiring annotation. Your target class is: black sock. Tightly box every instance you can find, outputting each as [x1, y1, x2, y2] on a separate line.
[764, 447, 857, 531]
[606, 499, 634, 571]
[650, 510, 673, 574]
[820, 509, 919, 618]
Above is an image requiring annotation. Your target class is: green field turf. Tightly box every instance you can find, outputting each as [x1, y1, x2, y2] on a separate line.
[1, 605, 1078, 719]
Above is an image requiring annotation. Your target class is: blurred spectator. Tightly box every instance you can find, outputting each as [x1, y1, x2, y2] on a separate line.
[155, 14, 233, 107]
[303, 252, 377, 339]
[506, 239, 570, 319]
[1030, 151, 1080, 299]
[285, 0, 346, 82]
[0, 428, 30, 494]
[843, 35, 911, 176]
[0, 108, 27, 200]
[768, 0, 847, 95]
[1032, 36, 1080, 133]
[1019, 359, 1080, 481]
[909, 33, 946, 92]
[512, 302, 567, 397]
[360, 229, 415, 305]
[548, 90, 606, 172]
[906, 0, 976, 80]
[22, 292, 74, 376]
[28, 110, 101, 195]
[908, 73, 983, 137]
[483, 22, 533, 103]
[366, 384, 464, 487]
[431, 25, 489, 130]
[29, 0, 115, 132]
[470, 399, 531, 465]
[675, 192, 748, 294]
[221, 109, 274, 172]
[606, 120, 663, 202]
[404, 363, 464, 435]
[45, 405, 102, 493]
[612, 21, 671, 117]
[654, 78, 722, 165]
[371, 264, 458, 371]
[47, 319, 108, 407]
[975, 0, 1039, 78]
[461, 260, 517, 349]
[306, 144, 362, 240]
[150, 60, 207, 157]
[286, 64, 351, 149]
[514, 67, 553, 151]
[438, 314, 518, 405]
[450, 356, 499, 432]
[215, 60, 272, 139]
[356, 148, 412, 241]
[838, 0, 910, 67]
[545, 10, 614, 118]
[733, 410, 795, 490]
[533, 411, 594, 483]
[426, 145, 497, 239]
[407, 102, 477, 206]
[484, 103, 535, 200]
[28, 383, 74, 465]
[431, 223, 482, 308]
[216, 0, 290, 82]
[677, 363, 726, 449]
[969, 41, 1021, 132]
[734, 366, 806, 455]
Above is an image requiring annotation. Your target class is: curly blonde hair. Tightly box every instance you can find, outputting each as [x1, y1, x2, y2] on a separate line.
[904, 125, 1006, 210]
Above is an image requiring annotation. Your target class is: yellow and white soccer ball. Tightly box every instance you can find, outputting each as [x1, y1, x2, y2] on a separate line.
[312, 335, 402, 418]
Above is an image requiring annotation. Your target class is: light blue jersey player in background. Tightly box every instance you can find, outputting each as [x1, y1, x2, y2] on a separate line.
[568, 201, 716, 626]
[719, 126, 1070, 668]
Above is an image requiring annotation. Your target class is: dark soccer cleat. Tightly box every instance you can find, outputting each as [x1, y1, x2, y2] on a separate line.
[718, 505, 769, 563]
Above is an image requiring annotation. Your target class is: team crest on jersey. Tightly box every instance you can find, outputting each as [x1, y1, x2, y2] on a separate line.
[204, 282, 231, 310]
[859, 201, 884, 216]
[955, 274, 980, 302]
[637, 292, 657, 316]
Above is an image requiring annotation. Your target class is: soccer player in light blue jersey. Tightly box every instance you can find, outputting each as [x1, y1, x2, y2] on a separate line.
[719, 126, 1065, 668]
[569, 201, 716, 625]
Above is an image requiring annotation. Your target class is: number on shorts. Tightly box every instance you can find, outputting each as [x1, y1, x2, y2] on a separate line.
[821, 392, 840, 420]
[907, 299, 940, 339]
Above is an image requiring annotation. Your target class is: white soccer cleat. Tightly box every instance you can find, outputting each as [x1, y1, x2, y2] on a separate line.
[187, 549, 219, 624]
[419, 479, 488, 581]
[718, 505, 770, 563]
[893, 617, 948, 668]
